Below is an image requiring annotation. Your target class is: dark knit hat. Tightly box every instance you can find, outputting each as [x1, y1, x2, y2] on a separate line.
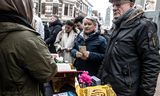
[109, 0, 135, 3]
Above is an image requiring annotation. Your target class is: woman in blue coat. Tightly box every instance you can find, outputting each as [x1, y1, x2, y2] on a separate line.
[71, 16, 107, 76]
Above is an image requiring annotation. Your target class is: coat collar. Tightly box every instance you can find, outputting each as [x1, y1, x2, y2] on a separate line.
[112, 9, 144, 29]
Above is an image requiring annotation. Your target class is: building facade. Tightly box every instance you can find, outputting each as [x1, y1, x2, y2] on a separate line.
[104, 6, 112, 29]
[33, 0, 93, 21]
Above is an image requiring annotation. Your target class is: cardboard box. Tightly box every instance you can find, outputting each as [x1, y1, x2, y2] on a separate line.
[52, 63, 83, 93]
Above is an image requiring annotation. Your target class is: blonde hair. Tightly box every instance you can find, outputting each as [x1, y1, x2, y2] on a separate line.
[83, 16, 98, 25]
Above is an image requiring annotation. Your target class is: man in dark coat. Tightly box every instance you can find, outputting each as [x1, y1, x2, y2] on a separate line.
[98, 0, 160, 96]
[45, 15, 62, 53]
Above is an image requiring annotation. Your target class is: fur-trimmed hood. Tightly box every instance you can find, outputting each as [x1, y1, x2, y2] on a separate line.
[112, 9, 144, 29]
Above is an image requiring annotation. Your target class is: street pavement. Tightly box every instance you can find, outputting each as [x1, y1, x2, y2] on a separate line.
[154, 73, 160, 96]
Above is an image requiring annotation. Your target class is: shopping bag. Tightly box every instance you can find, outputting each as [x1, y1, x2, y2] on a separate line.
[76, 84, 116, 96]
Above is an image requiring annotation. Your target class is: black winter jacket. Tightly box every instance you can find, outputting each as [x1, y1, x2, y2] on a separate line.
[45, 19, 62, 53]
[98, 9, 160, 96]
[71, 31, 107, 76]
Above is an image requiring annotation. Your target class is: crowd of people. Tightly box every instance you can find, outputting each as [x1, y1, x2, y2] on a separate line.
[0, 0, 160, 96]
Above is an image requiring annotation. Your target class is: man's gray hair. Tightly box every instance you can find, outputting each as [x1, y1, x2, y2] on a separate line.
[109, 0, 135, 3]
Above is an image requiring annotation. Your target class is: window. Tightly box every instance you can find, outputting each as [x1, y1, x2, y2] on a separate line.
[45, 3, 53, 14]
[64, 4, 68, 15]
[74, 8, 76, 17]
[53, 3, 58, 14]
[69, 5, 73, 16]
[64, 3, 74, 16]
[42, 3, 46, 14]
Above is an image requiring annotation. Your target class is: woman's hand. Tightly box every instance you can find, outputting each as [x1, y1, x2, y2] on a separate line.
[76, 51, 90, 60]
[76, 51, 83, 58]
[83, 51, 89, 58]
[80, 51, 89, 60]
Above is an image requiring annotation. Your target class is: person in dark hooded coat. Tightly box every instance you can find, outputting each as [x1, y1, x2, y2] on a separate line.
[45, 15, 63, 53]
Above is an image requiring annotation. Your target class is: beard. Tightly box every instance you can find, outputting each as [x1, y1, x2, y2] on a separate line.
[113, 11, 121, 19]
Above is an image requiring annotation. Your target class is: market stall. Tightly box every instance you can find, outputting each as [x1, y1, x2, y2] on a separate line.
[51, 54, 116, 96]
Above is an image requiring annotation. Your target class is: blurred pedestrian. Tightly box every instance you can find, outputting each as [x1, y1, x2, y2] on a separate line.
[45, 15, 63, 53]
[43, 21, 50, 40]
[98, 0, 160, 96]
[54, 20, 79, 63]
[74, 15, 84, 32]
[32, 6, 45, 39]
[0, 0, 57, 96]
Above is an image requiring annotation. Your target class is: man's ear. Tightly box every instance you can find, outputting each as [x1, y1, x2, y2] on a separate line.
[130, 2, 135, 7]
